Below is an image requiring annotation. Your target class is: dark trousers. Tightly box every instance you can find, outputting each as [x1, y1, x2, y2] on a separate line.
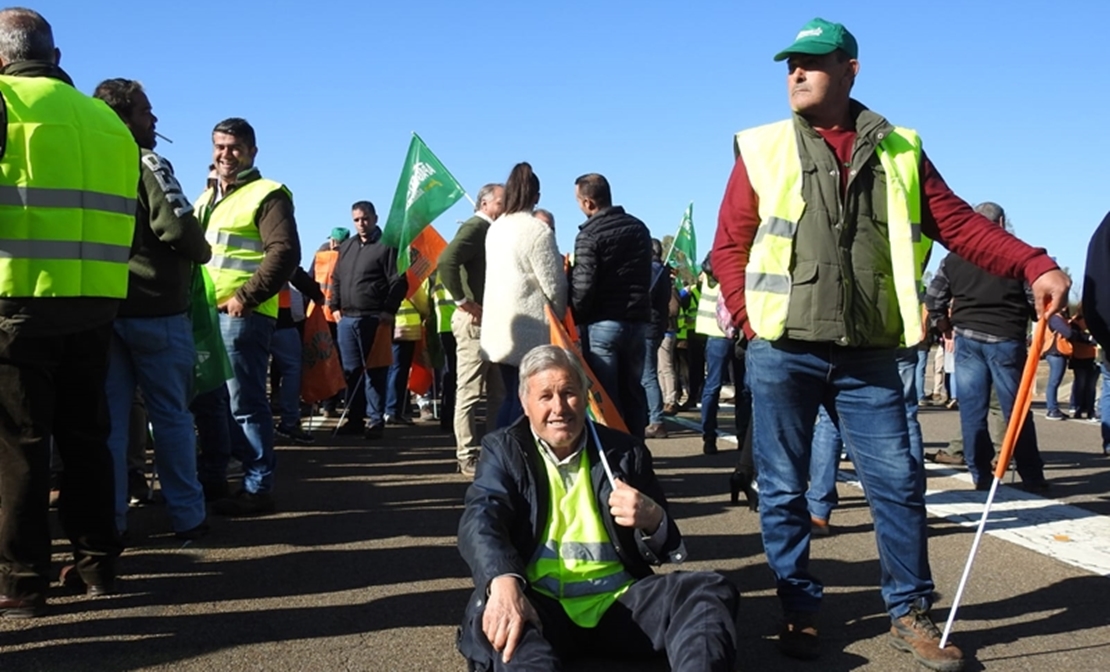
[0, 323, 123, 598]
[682, 333, 707, 406]
[462, 572, 738, 671]
[438, 331, 457, 432]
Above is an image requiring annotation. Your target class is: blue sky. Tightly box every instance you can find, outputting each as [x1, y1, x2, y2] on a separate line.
[34, 0, 1107, 294]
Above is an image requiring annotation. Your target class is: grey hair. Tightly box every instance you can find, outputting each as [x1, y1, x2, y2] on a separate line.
[534, 208, 555, 228]
[973, 201, 1006, 227]
[0, 7, 54, 63]
[474, 182, 503, 213]
[518, 345, 589, 399]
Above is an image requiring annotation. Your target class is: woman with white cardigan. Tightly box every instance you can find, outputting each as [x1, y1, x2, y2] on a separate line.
[480, 162, 567, 427]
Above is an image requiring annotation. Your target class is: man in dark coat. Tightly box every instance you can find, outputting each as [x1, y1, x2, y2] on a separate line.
[457, 345, 738, 670]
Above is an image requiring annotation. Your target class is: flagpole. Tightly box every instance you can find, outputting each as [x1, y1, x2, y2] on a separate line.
[663, 201, 692, 267]
[938, 316, 1047, 648]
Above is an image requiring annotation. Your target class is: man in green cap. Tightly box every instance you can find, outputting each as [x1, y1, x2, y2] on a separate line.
[710, 16, 1072, 672]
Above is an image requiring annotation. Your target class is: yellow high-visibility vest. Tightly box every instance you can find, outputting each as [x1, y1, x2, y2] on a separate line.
[526, 450, 634, 628]
[0, 75, 138, 298]
[694, 275, 725, 338]
[735, 120, 932, 346]
[196, 178, 289, 318]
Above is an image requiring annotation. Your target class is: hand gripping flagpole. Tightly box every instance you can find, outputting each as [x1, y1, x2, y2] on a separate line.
[588, 419, 619, 490]
[939, 316, 1048, 648]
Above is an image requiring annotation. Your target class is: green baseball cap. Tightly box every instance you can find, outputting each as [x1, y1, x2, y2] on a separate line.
[773, 18, 858, 62]
[330, 227, 351, 242]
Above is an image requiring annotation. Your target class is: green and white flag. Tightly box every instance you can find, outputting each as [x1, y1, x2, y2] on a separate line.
[381, 133, 465, 272]
[664, 202, 698, 276]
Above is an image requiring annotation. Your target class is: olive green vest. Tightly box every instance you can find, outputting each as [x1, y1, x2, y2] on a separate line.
[734, 111, 931, 348]
[525, 450, 634, 628]
[0, 76, 138, 298]
[196, 178, 289, 318]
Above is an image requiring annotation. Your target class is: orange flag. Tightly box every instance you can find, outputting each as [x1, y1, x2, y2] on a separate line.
[404, 226, 448, 300]
[546, 304, 628, 434]
[993, 318, 1048, 479]
[407, 337, 434, 396]
[300, 305, 345, 404]
[365, 322, 394, 370]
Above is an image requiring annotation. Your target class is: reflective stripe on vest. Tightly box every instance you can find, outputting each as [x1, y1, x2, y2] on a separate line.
[525, 450, 634, 628]
[313, 249, 338, 322]
[694, 277, 725, 337]
[196, 178, 289, 318]
[0, 75, 138, 299]
[734, 119, 931, 346]
[432, 278, 455, 333]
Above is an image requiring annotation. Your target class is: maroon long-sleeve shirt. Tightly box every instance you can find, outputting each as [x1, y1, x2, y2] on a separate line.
[711, 127, 1058, 341]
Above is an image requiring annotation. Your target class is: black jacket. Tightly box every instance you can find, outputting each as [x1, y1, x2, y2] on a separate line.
[1084, 211, 1110, 350]
[570, 206, 653, 325]
[457, 415, 683, 601]
[457, 417, 684, 662]
[328, 226, 407, 317]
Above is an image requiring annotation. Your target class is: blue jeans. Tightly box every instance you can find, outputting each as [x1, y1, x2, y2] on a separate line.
[896, 347, 925, 475]
[222, 312, 276, 493]
[955, 336, 1045, 486]
[386, 340, 417, 418]
[1072, 362, 1099, 417]
[643, 336, 664, 424]
[747, 338, 933, 619]
[1045, 353, 1068, 415]
[105, 314, 205, 533]
[497, 364, 523, 428]
[336, 315, 388, 426]
[270, 327, 302, 429]
[807, 407, 841, 523]
[582, 321, 648, 438]
[914, 347, 928, 402]
[1101, 361, 1110, 449]
[701, 337, 734, 442]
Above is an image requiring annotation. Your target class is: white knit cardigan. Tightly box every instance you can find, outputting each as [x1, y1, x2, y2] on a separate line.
[480, 211, 568, 367]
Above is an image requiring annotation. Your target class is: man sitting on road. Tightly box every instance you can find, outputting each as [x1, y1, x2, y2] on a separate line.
[456, 345, 739, 671]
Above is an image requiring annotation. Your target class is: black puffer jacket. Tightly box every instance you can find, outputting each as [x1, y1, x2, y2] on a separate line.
[570, 206, 653, 325]
[328, 226, 407, 317]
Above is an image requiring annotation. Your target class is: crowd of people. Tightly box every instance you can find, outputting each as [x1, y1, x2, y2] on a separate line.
[2, 8, 1107, 672]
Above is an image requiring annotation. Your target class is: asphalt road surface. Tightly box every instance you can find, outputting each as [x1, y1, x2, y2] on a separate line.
[3, 389, 1109, 671]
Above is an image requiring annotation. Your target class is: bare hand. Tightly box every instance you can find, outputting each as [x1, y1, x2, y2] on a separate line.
[608, 479, 663, 533]
[333, 310, 342, 321]
[459, 301, 483, 325]
[1031, 269, 1072, 319]
[482, 576, 541, 664]
[218, 296, 251, 317]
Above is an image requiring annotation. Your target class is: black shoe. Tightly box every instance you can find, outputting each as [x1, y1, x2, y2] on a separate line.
[174, 519, 211, 541]
[201, 480, 231, 503]
[703, 441, 718, 455]
[458, 455, 479, 477]
[729, 470, 759, 511]
[385, 414, 414, 426]
[335, 419, 366, 436]
[363, 424, 384, 440]
[59, 564, 115, 597]
[778, 611, 820, 660]
[0, 593, 46, 618]
[1022, 479, 1050, 494]
[275, 424, 315, 445]
[212, 490, 275, 517]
